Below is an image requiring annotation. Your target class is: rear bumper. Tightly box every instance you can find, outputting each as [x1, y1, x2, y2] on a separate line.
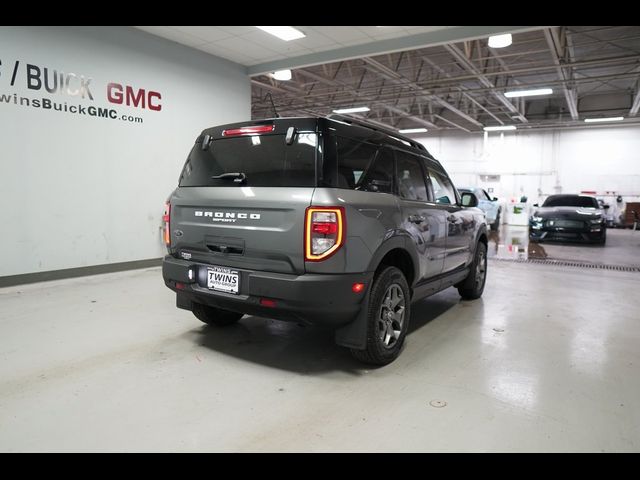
[529, 226, 605, 243]
[162, 256, 372, 326]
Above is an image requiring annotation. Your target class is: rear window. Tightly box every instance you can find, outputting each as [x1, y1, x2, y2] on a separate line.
[179, 133, 317, 187]
[543, 196, 598, 208]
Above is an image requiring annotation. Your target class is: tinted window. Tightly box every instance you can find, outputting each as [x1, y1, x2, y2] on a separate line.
[396, 152, 428, 201]
[358, 148, 394, 194]
[335, 137, 378, 190]
[542, 195, 599, 208]
[179, 133, 317, 187]
[429, 170, 457, 205]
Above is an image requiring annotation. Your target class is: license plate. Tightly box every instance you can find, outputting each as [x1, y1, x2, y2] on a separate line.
[207, 266, 240, 294]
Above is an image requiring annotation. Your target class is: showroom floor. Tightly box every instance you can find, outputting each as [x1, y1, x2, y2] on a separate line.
[488, 225, 640, 266]
[1, 233, 639, 452]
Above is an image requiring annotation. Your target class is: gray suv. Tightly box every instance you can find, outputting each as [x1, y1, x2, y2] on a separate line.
[162, 115, 488, 365]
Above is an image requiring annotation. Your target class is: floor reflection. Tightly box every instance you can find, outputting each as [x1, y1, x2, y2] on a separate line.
[487, 224, 640, 267]
[488, 226, 547, 260]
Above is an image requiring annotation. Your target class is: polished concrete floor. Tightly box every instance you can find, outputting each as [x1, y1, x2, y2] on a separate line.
[0, 261, 639, 452]
[488, 225, 640, 267]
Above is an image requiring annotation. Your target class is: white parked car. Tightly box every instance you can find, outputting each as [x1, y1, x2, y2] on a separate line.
[458, 187, 502, 231]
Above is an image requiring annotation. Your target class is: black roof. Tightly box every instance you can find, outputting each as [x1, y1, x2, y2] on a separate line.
[326, 114, 428, 153]
[201, 115, 434, 159]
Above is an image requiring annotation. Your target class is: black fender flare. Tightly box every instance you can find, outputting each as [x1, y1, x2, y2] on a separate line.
[365, 231, 420, 287]
[474, 223, 489, 253]
[335, 231, 420, 351]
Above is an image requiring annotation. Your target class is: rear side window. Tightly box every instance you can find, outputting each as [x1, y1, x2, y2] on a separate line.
[396, 152, 428, 201]
[335, 137, 378, 189]
[429, 169, 457, 205]
[179, 133, 317, 187]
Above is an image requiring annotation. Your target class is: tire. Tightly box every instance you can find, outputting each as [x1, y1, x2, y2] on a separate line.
[490, 210, 501, 232]
[350, 266, 410, 366]
[457, 242, 488, 300]
[192, 303, 244, 327]
[597, 228, 607, 245]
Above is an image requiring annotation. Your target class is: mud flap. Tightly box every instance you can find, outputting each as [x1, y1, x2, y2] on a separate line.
[176, 292, 193, 311]
[334, 288, 371, 350]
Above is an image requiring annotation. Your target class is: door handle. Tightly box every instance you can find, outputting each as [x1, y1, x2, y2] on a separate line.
[408, 214, 426, 224]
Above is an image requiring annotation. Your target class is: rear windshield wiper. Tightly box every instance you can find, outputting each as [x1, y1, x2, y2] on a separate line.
[211, 172, 246, 184]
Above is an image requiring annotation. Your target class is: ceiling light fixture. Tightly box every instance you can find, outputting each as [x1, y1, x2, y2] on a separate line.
[256, 26, 305, 41]
[399, 128, 428, 134]
[584, 117, 624, 123]
[488, 33, 512, 48]
[483, 125, 517, 132]
[333, 106, 370, 114]
[271, 69, 292, 81]
[505, 88, 553, 98]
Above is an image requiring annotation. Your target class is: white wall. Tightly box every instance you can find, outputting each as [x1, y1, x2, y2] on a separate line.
[418, 125, 640, 206]
[0, 26, 250, 277]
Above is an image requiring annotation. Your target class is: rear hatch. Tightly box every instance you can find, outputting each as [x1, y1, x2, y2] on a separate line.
[170, 119, 318, 275]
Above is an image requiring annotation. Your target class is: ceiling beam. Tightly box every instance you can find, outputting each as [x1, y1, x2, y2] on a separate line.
[631, 85, 640, 116]
[434, 115, 472, 133]
[629, 65, 640, 116]
[445, 43, 528, 123]
[295, 67, 438, 129]
[383, 105, 436, 129]
[362, 56, 483, 129]
[247, 26, 548, 76]
[544, 28, 580, 120]
[421, 55, 504, 125]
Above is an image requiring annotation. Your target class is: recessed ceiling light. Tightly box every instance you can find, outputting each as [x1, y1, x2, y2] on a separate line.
[584, 117, 624, 123]
[256, 26, 305, 41]
[333, 106, 370, 114]
[484, 125, 517, 131]
[399, 128, 428, 134]
[271, 69, 292, 81]
[488, 33, 512, 48]
[505, 88, 553, 98]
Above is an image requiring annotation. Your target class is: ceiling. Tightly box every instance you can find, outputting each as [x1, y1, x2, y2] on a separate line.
[135, 26, 456, 66]
[135, 26, 640, 133]
[251, 26, 640, 132]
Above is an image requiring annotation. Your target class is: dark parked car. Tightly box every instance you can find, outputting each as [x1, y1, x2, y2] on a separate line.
[529, 194, 607, 244]
[162, 115, 488, 365]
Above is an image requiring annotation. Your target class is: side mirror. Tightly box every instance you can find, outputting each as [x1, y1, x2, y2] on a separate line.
[492, 197, 498, 201]
[604, 205, 610, 210]
[533, 203, 539, 207]
[461, 191, 478, 208]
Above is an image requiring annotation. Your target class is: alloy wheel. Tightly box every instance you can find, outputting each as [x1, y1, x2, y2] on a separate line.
[476, 250, 487, 289]
[378, 284, 405, 349]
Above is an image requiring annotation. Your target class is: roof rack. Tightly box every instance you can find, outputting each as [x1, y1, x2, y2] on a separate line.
[327, 114, 429, 154]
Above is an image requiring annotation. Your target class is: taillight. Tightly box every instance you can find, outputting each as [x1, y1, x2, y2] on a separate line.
[222, 125, 274, 137]
[305, 207, 345, 261]
[163, 202, 171, 246]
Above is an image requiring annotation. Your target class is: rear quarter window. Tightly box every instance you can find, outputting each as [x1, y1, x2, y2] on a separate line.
[331, 137, 394, 193]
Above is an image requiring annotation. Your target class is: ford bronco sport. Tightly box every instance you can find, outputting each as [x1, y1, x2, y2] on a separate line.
[162, 115, 488, 365]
